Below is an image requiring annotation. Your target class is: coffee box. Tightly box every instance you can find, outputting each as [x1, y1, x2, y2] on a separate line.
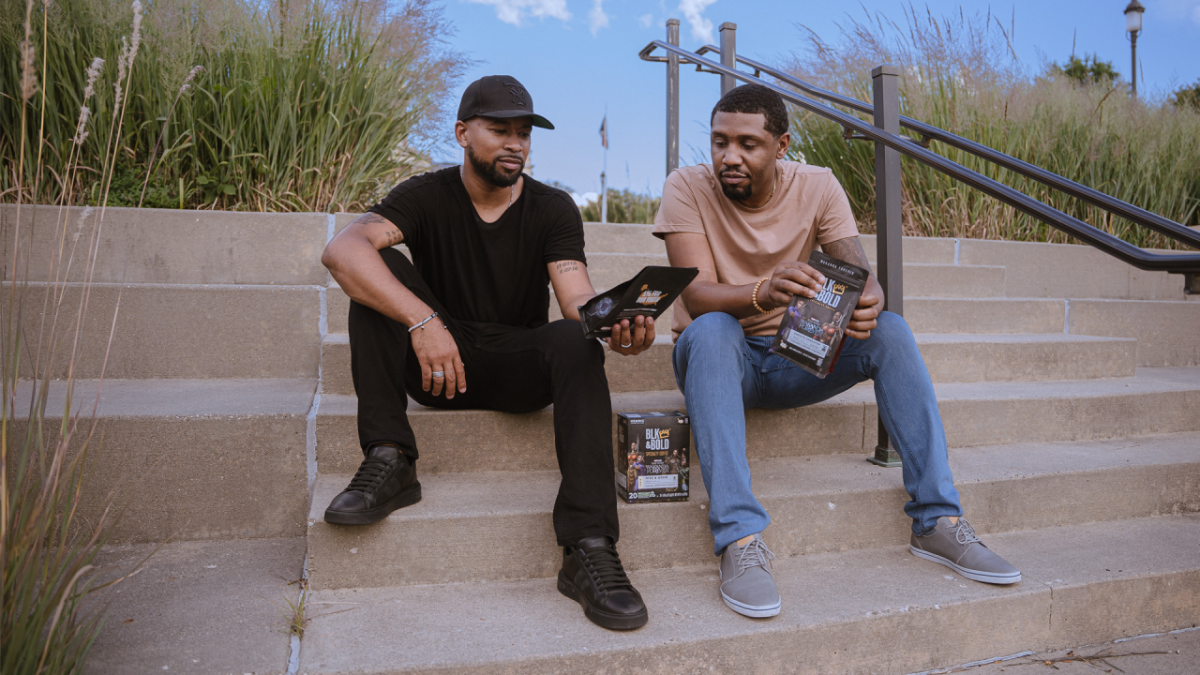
[616, 411, 690, 503]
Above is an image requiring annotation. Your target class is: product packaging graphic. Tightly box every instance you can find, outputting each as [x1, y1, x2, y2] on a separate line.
[770, 251, 870, 378]
[616, 411, 690, 503]
[579, 266, 698, 340]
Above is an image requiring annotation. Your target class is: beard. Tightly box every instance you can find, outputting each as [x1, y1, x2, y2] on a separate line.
[467, 145, 524, 188]
[719, 168, 753, 201]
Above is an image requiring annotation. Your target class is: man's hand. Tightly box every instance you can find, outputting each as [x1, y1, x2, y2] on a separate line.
[607, 315, 656, 356]
[759, 261, 826, 311]
[409, 317, 466, 398]
[846, 290, 882, 340]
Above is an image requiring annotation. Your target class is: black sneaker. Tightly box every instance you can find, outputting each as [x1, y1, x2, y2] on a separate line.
[557, 536, 648, 630]
[324, 444, 421, 525]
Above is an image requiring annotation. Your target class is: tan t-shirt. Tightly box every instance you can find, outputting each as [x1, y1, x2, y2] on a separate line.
[652, 161, 860, 340]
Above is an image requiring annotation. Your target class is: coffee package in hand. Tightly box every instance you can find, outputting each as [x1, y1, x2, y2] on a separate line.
[769, 251, 870, 378]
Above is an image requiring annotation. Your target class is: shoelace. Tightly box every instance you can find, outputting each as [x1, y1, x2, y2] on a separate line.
[735, 537, 776, 574]
[346, 456, 396, 493]
[579, 544, 635, 594]
[953, 518, 982, 546]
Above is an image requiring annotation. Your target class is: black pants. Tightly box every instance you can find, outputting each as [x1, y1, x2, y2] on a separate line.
[348, 248, 619, 547]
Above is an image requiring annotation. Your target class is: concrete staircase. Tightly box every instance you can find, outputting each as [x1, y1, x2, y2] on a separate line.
[5, 205, 1198, 674]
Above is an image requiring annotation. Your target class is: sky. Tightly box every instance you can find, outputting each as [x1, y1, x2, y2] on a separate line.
[430, 0, 1200, 200]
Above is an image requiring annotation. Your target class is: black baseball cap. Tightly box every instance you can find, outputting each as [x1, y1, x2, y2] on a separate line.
[457, 75, 554, 130]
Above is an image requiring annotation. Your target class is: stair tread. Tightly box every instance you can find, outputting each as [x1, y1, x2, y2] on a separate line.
[298, 514, 1200, 674]
[316, 367, 1200, 418]
[320, 330, 1135, 345]
[310, 431, 1200, 521]
[15, 377, 318, 418]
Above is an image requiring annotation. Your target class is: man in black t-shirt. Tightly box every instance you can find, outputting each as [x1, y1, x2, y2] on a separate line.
[320, 75, 654, 631]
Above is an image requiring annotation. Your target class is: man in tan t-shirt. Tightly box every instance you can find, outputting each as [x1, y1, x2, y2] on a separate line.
[654, 84, 1020, 619]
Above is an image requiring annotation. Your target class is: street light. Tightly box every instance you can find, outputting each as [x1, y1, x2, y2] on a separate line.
[1125, 0, 1145, 97]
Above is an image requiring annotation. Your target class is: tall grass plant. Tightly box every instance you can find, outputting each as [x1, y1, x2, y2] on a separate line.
[1, 0, 468, 212]
[3, 1, 156, 671]
[784, 4, 1200, 248]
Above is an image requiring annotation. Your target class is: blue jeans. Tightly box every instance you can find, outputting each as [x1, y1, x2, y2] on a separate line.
[672, 311, 962, 555]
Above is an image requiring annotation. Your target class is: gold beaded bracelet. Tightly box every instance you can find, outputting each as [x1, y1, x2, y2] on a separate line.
[752, 277, 772, 314]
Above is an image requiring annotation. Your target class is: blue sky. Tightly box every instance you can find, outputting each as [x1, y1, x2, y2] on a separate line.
[432, 0, 1200, 198]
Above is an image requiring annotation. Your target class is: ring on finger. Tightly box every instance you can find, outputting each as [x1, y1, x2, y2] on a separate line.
[620, 342, 633, 348]
[432, 371, 445, 378]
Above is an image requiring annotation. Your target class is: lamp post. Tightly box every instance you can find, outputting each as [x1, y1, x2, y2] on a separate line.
[1125, 0, 1144, 97]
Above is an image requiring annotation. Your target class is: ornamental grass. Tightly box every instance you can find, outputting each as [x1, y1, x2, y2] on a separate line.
[783, 4, 1200, 249]
[0, 0, 468, 212]
[1, 1, 165, 671]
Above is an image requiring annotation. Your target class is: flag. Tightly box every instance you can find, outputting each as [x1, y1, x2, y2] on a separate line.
[599, 115, 608, 149]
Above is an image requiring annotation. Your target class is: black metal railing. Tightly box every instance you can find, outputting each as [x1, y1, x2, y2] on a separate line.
[639, 31, 1200, 278]
[698, 46, 1200, 251]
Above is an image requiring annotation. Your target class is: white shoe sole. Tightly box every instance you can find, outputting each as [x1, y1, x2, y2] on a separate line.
[910, 545, 1022, 585]
[720, 590, 782, 618]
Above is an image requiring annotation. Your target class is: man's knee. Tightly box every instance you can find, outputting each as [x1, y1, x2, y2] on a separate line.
[677, 312, 745, 359]
[542, 319, 604, 369]
[872, 310, 915, 345]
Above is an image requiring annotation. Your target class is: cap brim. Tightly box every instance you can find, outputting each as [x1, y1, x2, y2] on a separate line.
[474, 110, 555, 130]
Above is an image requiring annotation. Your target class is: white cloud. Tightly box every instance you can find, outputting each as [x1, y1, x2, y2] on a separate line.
[589, 0, 609, 35]
[572, 191, 599, 207]
[467, 0, 571, 26]
[638, 13, 654, 28]
[678, 0, 717, 44]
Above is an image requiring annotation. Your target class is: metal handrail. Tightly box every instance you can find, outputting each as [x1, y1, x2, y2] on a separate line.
[694, 46, 1200, 251]
[639, 40, 1200, 275]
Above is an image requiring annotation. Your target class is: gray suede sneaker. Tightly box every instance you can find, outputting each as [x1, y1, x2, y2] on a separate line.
[718, 534, 782, 618]
[910, 517, 1021, 585]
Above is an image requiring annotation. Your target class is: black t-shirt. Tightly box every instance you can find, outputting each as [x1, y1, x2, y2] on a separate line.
[368, 167, 586, 344]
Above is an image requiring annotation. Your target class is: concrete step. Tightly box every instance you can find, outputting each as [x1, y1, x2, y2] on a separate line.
[298, 515, 1200, 675]
[329, 263, 1009, 336]
[8, 282, 320, 380]
[15, 378, 315, 543]
[958, 237, 1189, 301]
[1067, 299, 1200, 367]
[317, 332, 1136, 396]
[2, 204, 329, 285]
[305, 432, 1200, 589]
[313, 367, 1200, 476]
[858, 233, 958, 264]
[86, 537, 304, 674]
[582, 223, 665, 255]
[583, 259, 1007, 301]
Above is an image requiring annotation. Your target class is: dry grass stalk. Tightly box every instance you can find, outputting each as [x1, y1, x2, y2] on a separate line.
[0, 2, 182, 671]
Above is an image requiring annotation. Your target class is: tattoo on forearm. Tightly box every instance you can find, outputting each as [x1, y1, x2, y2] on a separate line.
[822, 237, 872, 269]
[554, 260, 581, 274]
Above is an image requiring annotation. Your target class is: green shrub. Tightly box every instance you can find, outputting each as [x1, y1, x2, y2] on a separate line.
[580, 188, 662, 224]
[0, 0, 468, 212]
[1172, 80, 1200, 112]
[1053, 54, 1119, 86]
[784, 4, 1200, 248]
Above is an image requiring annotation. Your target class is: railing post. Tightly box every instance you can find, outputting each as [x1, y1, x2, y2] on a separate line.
[719, 22, 737, 96]
[868, 64, 904, 469]
[666, 19, 680, 177]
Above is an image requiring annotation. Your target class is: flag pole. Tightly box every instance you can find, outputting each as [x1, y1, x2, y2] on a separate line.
[601, 107, 608, 224]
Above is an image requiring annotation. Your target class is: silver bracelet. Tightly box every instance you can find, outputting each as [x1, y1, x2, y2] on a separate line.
[407, 312, 439, 333]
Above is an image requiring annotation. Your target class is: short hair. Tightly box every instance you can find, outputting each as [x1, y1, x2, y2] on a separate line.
[710, 83, 789, 138]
